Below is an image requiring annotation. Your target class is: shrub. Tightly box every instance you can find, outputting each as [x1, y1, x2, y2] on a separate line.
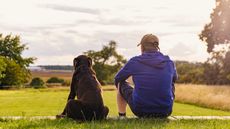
[46, 77, 64, 84]
[30, 77, 45, 88]
[62, 80, 71, 86]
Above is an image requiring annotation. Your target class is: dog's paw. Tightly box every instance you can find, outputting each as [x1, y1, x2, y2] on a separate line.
[56, 114, 66, 119]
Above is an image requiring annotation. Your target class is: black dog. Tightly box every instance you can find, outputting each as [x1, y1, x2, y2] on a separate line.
[56, 55, 109, 121]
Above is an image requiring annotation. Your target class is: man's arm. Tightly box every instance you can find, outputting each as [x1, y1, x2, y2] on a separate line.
[114, 59, 133, 87]
[172, 63, 178, 99]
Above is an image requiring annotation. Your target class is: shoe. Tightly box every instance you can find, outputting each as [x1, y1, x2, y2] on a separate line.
[118, 116, 126, 120]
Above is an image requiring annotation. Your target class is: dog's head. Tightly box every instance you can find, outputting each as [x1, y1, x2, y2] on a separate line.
[73, 55, 93, 70]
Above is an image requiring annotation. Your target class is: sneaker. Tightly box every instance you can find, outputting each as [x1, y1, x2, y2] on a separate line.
[118, 116, 127, 120]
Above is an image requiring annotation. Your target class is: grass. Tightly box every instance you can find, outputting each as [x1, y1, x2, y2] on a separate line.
[175, 84, 230, 111]
[0, 87, 230, 117]
[1, 118, 230, 129]
[1, 86, 230, 128]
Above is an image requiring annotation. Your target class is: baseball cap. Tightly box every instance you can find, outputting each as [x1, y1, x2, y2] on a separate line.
[137, 34, 159, 47]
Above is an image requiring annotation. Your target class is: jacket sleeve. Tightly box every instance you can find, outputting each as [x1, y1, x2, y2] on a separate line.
[114, 59, 133, 87]
[67, 72, 77, 100]
[172, 62, 178, 98]
[172, 63, 178, 83]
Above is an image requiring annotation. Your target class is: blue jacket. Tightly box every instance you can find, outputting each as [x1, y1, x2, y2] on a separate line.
[115, 51, 177, 114]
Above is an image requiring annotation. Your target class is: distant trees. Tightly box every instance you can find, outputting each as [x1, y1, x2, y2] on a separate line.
[199, 0, 230, 85]
[46, 77, 64, 84]
[39, 65, 73, 71]
[175, 61, 205, 84]
[0, 57, 7, 83]
[0, 34, 35, 87]
[84, 41, 127, 85]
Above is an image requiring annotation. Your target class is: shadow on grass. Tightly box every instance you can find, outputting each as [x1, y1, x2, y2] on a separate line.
[0, 117, 170, 129]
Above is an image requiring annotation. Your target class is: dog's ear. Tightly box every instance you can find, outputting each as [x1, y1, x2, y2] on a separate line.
[87, 57, 92, 67]
[73, 57, 79, 70]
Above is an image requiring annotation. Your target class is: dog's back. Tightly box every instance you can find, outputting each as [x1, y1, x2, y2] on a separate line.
[75, 68, 104, 106]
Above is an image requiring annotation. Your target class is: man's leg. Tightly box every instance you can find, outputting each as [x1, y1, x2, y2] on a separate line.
[117, 84, 127, 116]
[116, 81, 134, 117]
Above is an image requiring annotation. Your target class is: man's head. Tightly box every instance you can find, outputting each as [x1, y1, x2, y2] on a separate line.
[137, 34, 160, 53]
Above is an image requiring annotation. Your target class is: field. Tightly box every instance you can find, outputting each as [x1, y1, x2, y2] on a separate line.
[1, 87, 230, 128]
[1, 71, 230, 128]
[31, 70, 73, 81]
[176, 84, 230, 111]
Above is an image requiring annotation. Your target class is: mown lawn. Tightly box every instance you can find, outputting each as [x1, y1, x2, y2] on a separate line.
[1, 87, 230, 129]
[1, 118, 230, 129]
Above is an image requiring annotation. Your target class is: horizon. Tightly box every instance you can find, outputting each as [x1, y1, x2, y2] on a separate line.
[0, 0, 215, 65]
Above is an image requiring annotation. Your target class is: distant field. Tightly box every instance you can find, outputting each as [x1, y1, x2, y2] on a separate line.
[176, 84, 230, 111]
[31, 70, 73, 81]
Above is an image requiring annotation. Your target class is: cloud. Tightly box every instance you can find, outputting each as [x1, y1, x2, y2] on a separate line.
[168, 42, 196, 57]
[41, 4, 100, 15]
[76, 19, 141, 26]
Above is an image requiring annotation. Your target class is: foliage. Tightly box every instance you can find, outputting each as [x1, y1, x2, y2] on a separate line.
[0, 34, 35, 68]
[30, 77, 45, 88]
[84, 41, 126, 85]
[199, 0, 230, 53]
[0, 56, 7, 81]
[0, 34, 35, 86]
[175, 61, 205, 84]
[46, 77, 65, 84]
[199, 0, 230, 85]
[0, 57, 30, 87]
[39, 65, 73, 71]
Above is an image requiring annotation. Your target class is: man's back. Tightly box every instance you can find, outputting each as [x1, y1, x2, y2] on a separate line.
[115, 34, 177, 118]
[115, 51, 177, 115]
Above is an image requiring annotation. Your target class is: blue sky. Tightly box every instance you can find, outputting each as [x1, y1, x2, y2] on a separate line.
[0, 0, 215, 65]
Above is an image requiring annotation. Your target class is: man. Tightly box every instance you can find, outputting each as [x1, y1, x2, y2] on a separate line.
[114, 34, 177, 118]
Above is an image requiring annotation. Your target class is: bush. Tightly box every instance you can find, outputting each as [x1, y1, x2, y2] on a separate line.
[0, 57, 31, 87]
[62, 80, 71, 86]
[46, 77, 64, 84]
[30, 77, 45, 88]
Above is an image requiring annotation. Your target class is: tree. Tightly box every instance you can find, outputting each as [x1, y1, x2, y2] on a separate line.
[200, 0, 230, 53]
[0, 34, 35, 68]
[199, 0, 230, 85]
[84, 41, 126, 85]
[0, 58, 30, 86]
[0, 56, 7, 82]
[0, 34, 35, 86]
[175, 61, 205, 84]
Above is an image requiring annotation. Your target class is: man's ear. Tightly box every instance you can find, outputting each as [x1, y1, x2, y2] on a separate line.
[87, 57, 93, 67]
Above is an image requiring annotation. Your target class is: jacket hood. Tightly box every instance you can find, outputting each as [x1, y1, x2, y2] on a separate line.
[134, 51, 172, 69]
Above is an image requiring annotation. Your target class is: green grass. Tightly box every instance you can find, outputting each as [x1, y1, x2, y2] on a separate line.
[1, 87, 230, 129]
[1, 118, 230, 129]
[0, 88, 230, 116]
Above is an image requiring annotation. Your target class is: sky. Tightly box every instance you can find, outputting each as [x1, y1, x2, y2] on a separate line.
[0, 0, 215, 65]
